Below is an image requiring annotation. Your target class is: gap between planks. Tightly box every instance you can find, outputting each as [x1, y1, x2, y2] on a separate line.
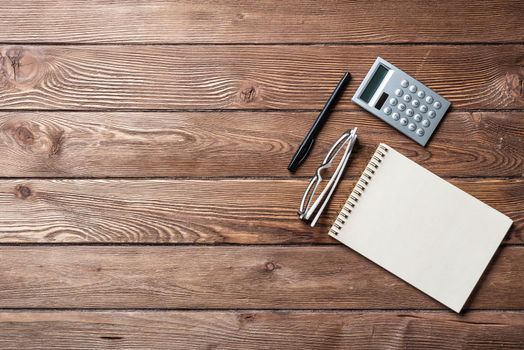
[0, 42, 522, 46]
[0, 308, 523, 312]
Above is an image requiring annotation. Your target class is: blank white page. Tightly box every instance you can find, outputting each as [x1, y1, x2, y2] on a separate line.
[329, 143, 512, 312]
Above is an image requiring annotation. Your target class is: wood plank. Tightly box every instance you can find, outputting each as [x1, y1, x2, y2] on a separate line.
[0, 311, 522, 350]
[0, 111, 522, 178]
[0, 1, 522, 44]
[0, 246, 521, 309]
[0, 179, 521, 244]
[0, 45, 522, 110]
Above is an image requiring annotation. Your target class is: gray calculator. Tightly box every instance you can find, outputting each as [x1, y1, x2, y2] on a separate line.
[352, 57, 450, 146]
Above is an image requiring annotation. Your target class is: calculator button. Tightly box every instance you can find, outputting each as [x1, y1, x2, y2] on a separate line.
[417, 90, 425, 98]
[420, 105, 428, 113]
[384, 107, 392, 115]
[400, 80, 409, 88]
[416, 128, 425, 136]
[433, 101, 442, 109]
[414, 113, 422, 122]
[428, 110, 436, 118]
[422, 119, 430, 127]
[392, 112, 400, 120]
[406, 108, 414, 117]
[425, 96, 433, 104]
[411, 100, 420, 108]
[389, 98, 398, 106]
[395, 89, 403, 97]
[403, 94, 412, 102]
[398, 103, 406, 111]
[409, 85, 417, 93]
[400, 117, 408, 126]
[408, 123, 416, 131]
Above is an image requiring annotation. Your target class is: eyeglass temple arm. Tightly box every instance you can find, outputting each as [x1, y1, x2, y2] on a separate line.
[299, 131, 351, 217]
[300, 134, 347, 219]
[309, 133, 357, 226]
[298, 176, 320, 218]
[304, 130, 357, 223]
[322, 130, 352, 165]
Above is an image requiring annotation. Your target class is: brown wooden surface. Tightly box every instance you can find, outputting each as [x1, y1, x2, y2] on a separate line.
[0, 1, 522, 349]
[0, 111, 522, 178]
[0, 311, 523, 350]
[0, 179, 522, 244]
[0, 45, 522, 110]
[0, 246, 522, 309]
[0, 1, 522, 44]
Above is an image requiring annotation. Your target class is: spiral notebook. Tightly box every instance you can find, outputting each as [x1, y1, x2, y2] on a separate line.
[329, 143, 512, 312]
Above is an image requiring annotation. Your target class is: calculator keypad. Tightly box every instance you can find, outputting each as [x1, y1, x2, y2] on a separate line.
[352, 57, 451, 146]
[385, 80, 443, 142]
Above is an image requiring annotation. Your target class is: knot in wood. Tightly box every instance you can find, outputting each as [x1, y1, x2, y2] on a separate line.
[15, 184, 32, 200]
[265, 262, 276, 271]
[1, 47, 43, 86]
[240, 313, 255, 322]
[14, 125, 35, 145]
[240, 86, 257, 103]
[506, 56, 524, 99]
[48, 130, 65, 156]
[7, 121, 65, 157]
[237, 313, 256, 329]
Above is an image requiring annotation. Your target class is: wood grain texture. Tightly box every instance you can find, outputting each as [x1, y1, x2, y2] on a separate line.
[0, 179, 521, 244]
[0, 111, 522, 178]
[0, 1, 523, 44]
[0, 1, 521, 348]
[0, 45, 522, 110]
[0, 311, 522, 350]
[0, 245, 521, 309]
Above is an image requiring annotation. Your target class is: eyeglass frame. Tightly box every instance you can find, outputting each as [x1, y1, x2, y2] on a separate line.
[298, 127, 358, 227]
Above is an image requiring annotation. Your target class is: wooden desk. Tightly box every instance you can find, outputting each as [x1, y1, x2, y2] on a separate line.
[0, 1, 522, 348]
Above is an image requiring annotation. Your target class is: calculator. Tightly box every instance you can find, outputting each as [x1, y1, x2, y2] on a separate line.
[352, 57, 450, 146]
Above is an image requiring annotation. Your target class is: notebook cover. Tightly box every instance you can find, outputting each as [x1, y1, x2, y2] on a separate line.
[329, 143, 513, 312]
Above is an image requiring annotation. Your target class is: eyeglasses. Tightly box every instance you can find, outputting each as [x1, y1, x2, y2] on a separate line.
[298, 128, 358, 227]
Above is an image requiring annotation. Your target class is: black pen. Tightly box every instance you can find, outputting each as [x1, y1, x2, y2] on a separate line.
[288, 71, 351, 172]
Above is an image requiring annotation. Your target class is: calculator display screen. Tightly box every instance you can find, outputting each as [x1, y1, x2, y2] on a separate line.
[360, 64, 389, 103]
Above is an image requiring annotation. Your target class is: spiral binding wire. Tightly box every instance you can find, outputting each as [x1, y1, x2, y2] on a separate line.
[329, 144, 389, 236]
